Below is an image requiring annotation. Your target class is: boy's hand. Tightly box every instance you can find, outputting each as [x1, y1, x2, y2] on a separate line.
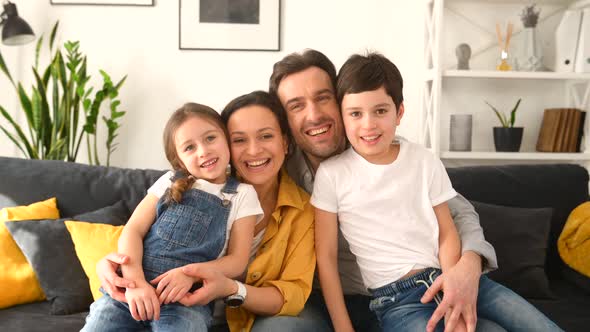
[151, 267, 196, 304]
[124, 279, 160, 321]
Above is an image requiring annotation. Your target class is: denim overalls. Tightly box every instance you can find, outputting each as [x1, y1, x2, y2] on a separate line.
[142, 176, 239, 282]
[82, 176, 239, 332]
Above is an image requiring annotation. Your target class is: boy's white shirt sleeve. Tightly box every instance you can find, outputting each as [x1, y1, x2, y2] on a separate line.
[310, 163, 338, 213]
[233, 184, 264, 224]
[429, 156, 457, 206]
[147, 171, 173, 198]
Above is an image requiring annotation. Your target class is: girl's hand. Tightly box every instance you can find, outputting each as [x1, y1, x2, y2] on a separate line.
[151, 267, 196, 304]
[124, 280, 160, 321]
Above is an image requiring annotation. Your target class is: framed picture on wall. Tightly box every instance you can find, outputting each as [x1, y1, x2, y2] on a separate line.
[179, 0, 280, 51]
[50, 0, 154, 5]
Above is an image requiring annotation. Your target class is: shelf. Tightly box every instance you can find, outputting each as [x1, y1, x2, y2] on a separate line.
[441, 151, 590, 160]
[443, 70, 590, 80]
[444, 0, 579, 5]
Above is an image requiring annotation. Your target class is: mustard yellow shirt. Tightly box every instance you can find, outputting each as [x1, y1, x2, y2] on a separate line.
[226, 169, 316, 332]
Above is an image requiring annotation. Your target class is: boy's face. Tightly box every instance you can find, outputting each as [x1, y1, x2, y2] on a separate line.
[341, 86, 404, 164]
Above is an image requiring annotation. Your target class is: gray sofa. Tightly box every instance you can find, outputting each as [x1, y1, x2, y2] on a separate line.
[0, 156, 589, 331]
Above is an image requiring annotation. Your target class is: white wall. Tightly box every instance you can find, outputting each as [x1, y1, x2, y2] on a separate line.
[0, 0, 424, 170]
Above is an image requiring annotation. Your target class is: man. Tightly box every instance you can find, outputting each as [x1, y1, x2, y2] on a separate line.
[268, 49, 497, 332]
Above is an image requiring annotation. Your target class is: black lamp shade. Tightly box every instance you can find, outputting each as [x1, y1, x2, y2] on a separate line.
[2, 2, 35, 46]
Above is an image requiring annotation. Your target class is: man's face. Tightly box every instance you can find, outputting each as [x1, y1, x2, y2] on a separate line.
[276, 66, 345, 164]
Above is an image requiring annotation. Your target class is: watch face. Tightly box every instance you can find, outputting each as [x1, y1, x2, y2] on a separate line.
[225, 296, 244, 308]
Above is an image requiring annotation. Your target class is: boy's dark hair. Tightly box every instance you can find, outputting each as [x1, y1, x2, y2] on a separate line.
[336, 52, 404, 110]
[269, 49, 337, 98]
[221, 90, 293, 157]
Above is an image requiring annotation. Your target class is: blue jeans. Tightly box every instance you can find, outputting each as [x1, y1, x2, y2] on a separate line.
[82, 293, 211, 332]
[369, 268, 563, 332]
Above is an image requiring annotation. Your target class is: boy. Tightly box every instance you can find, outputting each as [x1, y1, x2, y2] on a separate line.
[311, 52, 561, 332]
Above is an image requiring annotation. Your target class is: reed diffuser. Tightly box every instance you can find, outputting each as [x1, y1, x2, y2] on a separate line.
[495, 22, 514, 71]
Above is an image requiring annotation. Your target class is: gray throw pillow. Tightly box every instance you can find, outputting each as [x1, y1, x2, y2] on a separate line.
[472, 201, 554, 299]
[5, 201, 129, 315]
[0, 193, 17, 209]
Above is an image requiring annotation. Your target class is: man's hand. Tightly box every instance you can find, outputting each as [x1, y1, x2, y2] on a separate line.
[96, 252, 135, 302]
[178, 265, 237, 307]
[150, 267, 195, 304]
[421, 251, 482, 332]
[125, 279, 160, 321]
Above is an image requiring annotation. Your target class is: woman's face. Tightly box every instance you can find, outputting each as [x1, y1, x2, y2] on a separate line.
[227, 105, 288, 186]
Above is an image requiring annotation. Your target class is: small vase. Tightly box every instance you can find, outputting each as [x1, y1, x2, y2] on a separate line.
[496, 50, 513, 71]
[450, 114, 473, 151]
[516, 27, 545, 71]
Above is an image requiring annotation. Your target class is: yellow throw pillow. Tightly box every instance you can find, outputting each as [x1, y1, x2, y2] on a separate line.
[65, 221, 123, 300]
[558, 201, 590, 278]
[0, 197, 60, 308]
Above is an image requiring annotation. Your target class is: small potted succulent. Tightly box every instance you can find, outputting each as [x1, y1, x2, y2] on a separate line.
[485, 98, 523, 152]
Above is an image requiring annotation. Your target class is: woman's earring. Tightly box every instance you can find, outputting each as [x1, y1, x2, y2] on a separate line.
[226, 164, 231, 176]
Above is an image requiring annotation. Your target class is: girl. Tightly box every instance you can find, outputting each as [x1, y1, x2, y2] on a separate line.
[83, 103, 262, 331]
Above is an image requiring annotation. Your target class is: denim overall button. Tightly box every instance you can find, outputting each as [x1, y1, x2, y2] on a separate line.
[251, 272, 262, 280]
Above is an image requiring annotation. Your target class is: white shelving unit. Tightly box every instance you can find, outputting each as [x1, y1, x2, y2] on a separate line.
[421, 0, 590, 167]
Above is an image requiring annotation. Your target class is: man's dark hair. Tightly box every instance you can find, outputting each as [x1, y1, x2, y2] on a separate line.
[336, 52, 404, 110]
[269, 49, 337, 98]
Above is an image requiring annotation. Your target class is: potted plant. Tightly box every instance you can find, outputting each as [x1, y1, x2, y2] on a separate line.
[0, 21, 126, 166]
[485, 98, 523, 152]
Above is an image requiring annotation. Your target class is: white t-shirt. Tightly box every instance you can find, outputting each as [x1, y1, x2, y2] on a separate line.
[311, 137, 457, 289]
[148, 171, 264, 259]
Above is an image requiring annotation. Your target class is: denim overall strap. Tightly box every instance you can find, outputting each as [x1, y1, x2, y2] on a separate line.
[142, 178, 237, 282]
[221, 176, 239, 194]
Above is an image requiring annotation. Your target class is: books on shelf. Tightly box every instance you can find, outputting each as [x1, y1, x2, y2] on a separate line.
[536, 108, 586, 152]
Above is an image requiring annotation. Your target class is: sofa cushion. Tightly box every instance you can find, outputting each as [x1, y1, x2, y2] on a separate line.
[472, 201, 554, 299]
[0, 198, 60, 309]
[447, 164, 589, 279]
[5, 201, 129, 315]
[0, 194, 17, 209]
[65, 221, 124, 300]
[0, 156, 166, 218]
[0, 302, 86, 332]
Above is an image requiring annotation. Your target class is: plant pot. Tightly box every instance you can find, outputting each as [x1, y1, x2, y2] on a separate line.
[493, 127, 523, 152]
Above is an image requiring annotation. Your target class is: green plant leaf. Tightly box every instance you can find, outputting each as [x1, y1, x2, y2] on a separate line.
[509, 98, 522, 128]
[33, 68, 53, 153]
[46, 138, 66, 160]
[49, 21, 59, 52]
[114, 75, 127, 91]
[17, 83, 34, 129]
[0, 105, 36, 158]
[485, 101, 509, 127]
[0, 51, 15, 87]
[35, 35, 44, 70]
[0, 126, 29, 158]
[56, 51, 67, 92]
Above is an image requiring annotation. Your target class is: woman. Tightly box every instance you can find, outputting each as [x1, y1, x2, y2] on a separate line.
[96, 91, 324, 332]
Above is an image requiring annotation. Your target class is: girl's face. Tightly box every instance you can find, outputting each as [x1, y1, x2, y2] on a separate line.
[227, 105, 288, 186]
[174, 115, 230, 184]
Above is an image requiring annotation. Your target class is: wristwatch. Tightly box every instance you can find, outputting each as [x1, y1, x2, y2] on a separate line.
[224, 280, 247, 308]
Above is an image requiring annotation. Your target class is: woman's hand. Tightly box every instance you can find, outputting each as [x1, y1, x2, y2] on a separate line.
[96, 252, 135, 302]
[150, 267, 196, 304]
[125, 279, 160, 321]
[177, 265, 237, 307]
